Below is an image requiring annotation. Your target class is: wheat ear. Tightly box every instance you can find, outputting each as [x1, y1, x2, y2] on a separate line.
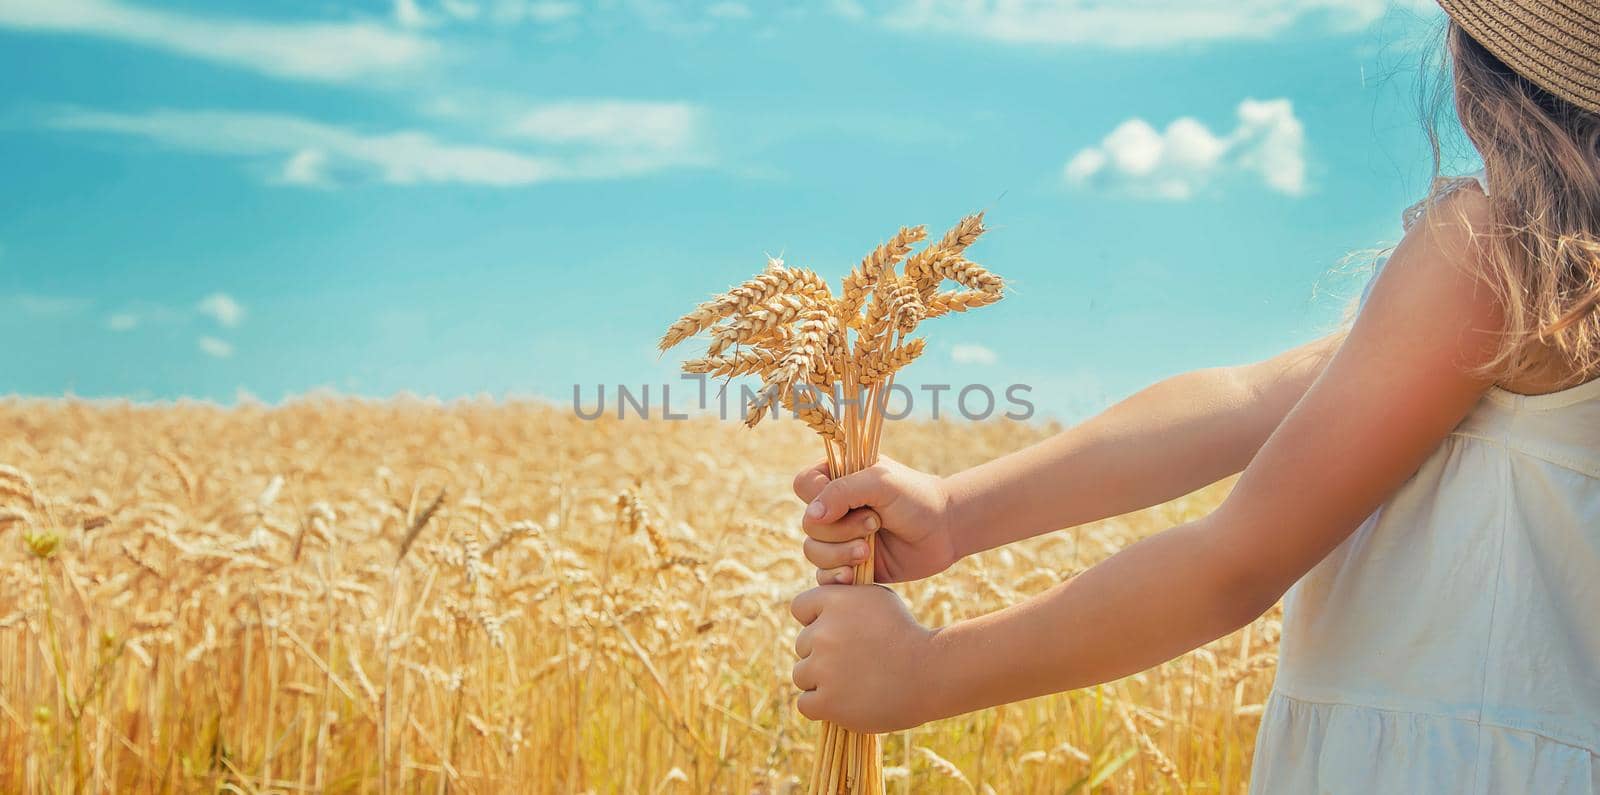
[659, 262, 832, 351]
[904, 213, 985, 294]
[707, 295, 816, 355]
[923, 289, 1001, 319]
[837, 225, 926, 321]
[858, 338, 927, 386]
[926, 257, 1003, 296]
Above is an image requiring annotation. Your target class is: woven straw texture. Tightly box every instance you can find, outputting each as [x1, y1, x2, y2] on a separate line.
[1437, 0, 1600, 114]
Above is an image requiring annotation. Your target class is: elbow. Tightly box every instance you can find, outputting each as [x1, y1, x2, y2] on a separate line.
[1210, 573, 1284, 634]
[1193, 525, 1291, 634]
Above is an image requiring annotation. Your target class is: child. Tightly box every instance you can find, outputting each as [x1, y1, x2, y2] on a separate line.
[787, 2, 1600, 791]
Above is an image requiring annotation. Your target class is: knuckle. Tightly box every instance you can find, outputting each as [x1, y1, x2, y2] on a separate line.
[816, 481, 838, 508]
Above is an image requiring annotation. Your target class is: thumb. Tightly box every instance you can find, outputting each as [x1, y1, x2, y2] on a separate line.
[806, 466, 892, 524]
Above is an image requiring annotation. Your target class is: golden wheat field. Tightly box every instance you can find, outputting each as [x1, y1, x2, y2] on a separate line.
[0, 399, 1281, 794]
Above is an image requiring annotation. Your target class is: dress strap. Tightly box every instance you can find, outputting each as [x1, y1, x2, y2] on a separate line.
[1363, 171, 1491, 313]
[1400, 169, 1491, 232]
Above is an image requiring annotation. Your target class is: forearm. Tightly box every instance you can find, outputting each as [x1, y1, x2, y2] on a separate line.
[945, 334, 1340, 556]
[945, 368, 1267, 556]
[922, 516, 1267, 719]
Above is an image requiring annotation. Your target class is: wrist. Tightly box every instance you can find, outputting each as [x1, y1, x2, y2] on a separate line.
[939, 472, 982, 561]
[917, 620, 980, 723]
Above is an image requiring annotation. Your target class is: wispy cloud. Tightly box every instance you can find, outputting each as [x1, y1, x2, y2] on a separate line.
[0, 0, 434, 83]
[950, 343, 999, 366]
[525, 2, 582, 23]
[393, 0, 431, 29]
[394, 0, 580, 28]
[830, 0, 868, 19]
[98, 303, 189, 332]
[507, 100, 700, 151]
[197, 293, 246, 328]
[1064, 98, 1307, 199]
[50, 108, 555, 187]
[706, 2, 753, 20]
[481, 1, 582, 26]
[277, 149, 333, 188]
[48, 104, 709, 187]
[4, 293, 91, 317]
[198, 336, 234, 359]
[854, 0, 1437, 47]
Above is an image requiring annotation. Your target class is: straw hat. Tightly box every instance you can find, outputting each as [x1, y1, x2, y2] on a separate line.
[1436, 0, 1600, 114]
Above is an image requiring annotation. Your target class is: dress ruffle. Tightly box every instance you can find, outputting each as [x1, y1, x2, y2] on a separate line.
[1251, 691, 1600, 794]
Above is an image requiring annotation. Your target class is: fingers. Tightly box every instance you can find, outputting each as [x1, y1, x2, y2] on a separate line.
[803, 536, 871, 570]
[805, 467, 893, 525]
[789, 586, 832, 626]
[796, 689, 823, 721]
[803, 505, 880, 544]
[792, 459, 830, 503]
[791, 657, 818, 691]
[816, 566, 854, 585]
[794, 624, 814, 658]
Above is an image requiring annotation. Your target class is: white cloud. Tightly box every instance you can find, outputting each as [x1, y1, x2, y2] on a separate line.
[950, 343, 999, 366]
[51, 107, 558, 187]
[197, 292, 246, 327]
[1234, 98, 1308, 195]
[479, 1, 579, 25]
[50, 104, 707, 186]
[442, 0, 483, 21]
[508, 101, 699, 151]
[105, 312, 140, 331]
[707, 2, 752, 19]
[198, 336, 234, 359]
[394, 0, 431, 28]
[0, 0, 433, 83]
[278, 149, 333, 187]
[862, 0, 1438, 47]
[1064, 98, 1306, 199]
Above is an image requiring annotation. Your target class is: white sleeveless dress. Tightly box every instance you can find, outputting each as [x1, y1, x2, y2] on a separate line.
[1248, 173, 1600, 793]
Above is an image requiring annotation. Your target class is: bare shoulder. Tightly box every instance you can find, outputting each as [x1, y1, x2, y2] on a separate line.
[1401, 180, 1495, 277]
[1366, 180, 1503, 374]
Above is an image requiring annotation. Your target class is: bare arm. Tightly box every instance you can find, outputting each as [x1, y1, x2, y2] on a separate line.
[947, 333, 1343, 557]
[794, 334, 1343, 585]
[791, 188, 1501, 733]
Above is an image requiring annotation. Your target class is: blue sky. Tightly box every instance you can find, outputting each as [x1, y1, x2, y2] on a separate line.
[1, 0, 1477, 418]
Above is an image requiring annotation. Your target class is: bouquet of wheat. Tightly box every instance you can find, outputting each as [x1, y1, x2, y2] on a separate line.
[658, 213, 1003, 794]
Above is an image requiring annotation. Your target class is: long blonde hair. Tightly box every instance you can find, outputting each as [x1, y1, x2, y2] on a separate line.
[1436, 22, 1600, 386]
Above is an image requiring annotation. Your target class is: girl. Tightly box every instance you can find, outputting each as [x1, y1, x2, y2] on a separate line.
[787, 2, 1600, 791]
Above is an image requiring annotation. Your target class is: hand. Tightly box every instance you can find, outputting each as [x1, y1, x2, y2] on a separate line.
[790, 584, 940, 733]
[793, 457, 958, 585]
